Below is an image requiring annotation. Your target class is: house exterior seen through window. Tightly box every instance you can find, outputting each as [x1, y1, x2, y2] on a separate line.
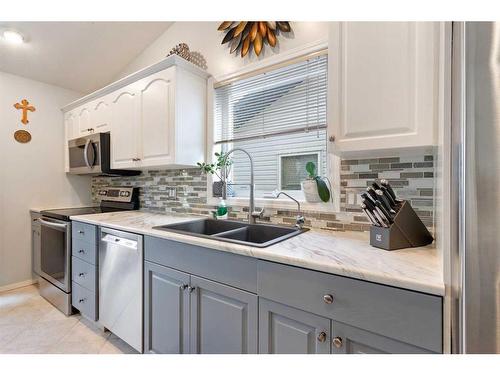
[214, 53, 328, 200]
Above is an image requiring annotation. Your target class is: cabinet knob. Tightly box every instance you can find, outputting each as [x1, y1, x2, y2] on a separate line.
[78, 298, 86, 304]
[180, 284, 188, 290]
[78, 272, 86, 277]
[329, 135, 336, 142]
[78, 249, 85, 254]
[323, 294, 334, 304]
[78, 230, 84, 234]
[188, 286, 196, 293]
[317, 332, 327, 343]
[333, 337, 343, 348]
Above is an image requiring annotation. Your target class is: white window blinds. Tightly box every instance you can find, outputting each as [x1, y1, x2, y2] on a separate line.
[214, 53, 328, 145]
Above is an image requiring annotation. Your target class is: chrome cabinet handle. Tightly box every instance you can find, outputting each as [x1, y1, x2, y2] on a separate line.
[180, 284, 188, 290]
[317, 332, 327, 343]
[78, 272, 86, 277]
[333, 337, 343, 348]
[78, 249, 85, 254]
[78, 298, 86, 304]
[78, 230, 84, 234]
[188, 286, 196, 293]
[323, 294, 334, 304]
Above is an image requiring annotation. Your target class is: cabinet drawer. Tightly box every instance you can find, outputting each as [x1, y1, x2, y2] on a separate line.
[257, 260, 442, 353]
[72, 282, 97, 321]
[72, 238, 97, 264]
[145, 236, 257, 293]
[72, 221, 97, 244]
[72, 256, 97, 292]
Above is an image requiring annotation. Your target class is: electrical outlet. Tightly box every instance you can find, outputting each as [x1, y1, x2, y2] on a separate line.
[165, 187, 177, 199]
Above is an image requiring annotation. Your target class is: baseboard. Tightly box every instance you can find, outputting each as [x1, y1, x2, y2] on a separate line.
[0, 278, 38, 293]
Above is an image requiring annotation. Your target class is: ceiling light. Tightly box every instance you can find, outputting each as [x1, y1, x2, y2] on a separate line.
[3, 30, 24, 44]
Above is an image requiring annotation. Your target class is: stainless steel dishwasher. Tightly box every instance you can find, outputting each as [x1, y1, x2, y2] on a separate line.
[99, 227, 143, 352]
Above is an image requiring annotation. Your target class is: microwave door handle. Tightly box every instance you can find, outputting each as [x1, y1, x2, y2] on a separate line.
[83, 139, 92, 168]
[37, 218, 69, 230]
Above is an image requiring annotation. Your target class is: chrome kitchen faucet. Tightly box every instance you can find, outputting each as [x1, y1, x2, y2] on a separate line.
[221, 148, 264, 224]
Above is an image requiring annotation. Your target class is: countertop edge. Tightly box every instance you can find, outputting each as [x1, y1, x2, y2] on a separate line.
[70, 215, 445, 296]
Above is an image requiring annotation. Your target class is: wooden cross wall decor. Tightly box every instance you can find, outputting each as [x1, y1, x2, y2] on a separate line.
[13, 99, 36, 125]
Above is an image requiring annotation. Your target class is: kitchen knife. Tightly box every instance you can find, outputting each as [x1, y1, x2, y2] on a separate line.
[361, 192, 377, 205]
[371, 181, 382, 191]
[362, 199, 388, 228]
[361, 203, 379, 226]
[380, 179, 402, 203]
[366, 187, 379, 203]
[380, 185, 397, 207]
[374, 200, 393, 224]
[375, 189, 396, 214]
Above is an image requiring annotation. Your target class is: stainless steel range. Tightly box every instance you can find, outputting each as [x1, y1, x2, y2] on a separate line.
[37, 187, 139, 315]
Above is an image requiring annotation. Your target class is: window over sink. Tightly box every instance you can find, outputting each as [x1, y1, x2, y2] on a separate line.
[212, 52, 328, 201]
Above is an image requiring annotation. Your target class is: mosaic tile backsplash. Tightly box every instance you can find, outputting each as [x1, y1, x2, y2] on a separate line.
[91, 154, 435, 233]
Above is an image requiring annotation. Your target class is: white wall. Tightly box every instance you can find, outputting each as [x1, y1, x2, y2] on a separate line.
[0, 71, 92, 289]
[116, 22, 329, 80]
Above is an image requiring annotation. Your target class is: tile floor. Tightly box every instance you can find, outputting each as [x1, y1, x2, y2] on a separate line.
[0, 284, 137, 354]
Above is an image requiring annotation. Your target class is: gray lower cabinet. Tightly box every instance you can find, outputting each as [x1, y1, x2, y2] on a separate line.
[331, 321, 433, 354]
[259, 298, 331, 354]
[144, 261, 190, 354]
[190, 275, 258, 354]
[144, 261, 258, 354]
[143, 235, 443, 354]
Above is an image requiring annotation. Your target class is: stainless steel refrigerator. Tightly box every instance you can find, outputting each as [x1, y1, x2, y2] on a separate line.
[451, 22, 500, 354]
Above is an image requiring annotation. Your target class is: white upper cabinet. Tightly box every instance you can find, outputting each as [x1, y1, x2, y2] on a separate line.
[328, 22, 444, 155]
[110, 89, 139, 169]
[63, 110, 78, 172]
[137, 69, 175, 168]
[61, 56, 209, 170]
[77, 106, 92, 136]
[91, 98, 111, 133]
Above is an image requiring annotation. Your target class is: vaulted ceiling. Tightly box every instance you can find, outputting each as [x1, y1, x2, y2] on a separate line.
[0, 22, 172, 94]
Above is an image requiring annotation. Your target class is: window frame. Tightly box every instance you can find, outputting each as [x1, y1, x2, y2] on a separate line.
[206, 42, 340, 212]
[277, 151, 322, 199]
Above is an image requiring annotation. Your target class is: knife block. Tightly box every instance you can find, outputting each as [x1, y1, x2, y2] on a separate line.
[369, 200, 434, 250]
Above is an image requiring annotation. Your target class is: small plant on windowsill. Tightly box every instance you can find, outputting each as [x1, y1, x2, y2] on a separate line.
[197, 152, 233, 198]
[301, 162, 332, 203]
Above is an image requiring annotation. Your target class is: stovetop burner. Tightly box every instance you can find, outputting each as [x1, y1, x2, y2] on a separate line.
[40, 187, 139, 221]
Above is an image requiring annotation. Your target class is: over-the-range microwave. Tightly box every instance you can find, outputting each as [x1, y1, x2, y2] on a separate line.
[68, 133, 140, 176]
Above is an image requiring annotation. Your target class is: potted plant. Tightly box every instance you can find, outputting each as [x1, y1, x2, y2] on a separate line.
[197, 152, 233, 197]
[301, 161, 331, 203]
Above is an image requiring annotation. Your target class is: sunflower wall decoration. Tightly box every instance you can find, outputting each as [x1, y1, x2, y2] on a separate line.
[218, 21, 292, 58]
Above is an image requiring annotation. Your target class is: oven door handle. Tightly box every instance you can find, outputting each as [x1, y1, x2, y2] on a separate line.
[37, 218, 69, 230]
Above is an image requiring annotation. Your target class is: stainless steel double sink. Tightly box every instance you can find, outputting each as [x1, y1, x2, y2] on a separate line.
[153, 218, 308, 248]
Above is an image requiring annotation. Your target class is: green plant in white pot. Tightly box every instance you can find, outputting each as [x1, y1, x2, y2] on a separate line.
[301, 162, 331, 203]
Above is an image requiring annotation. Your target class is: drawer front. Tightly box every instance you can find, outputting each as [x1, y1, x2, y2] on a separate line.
[72, 238, 97, 264]
[72, 256, 97, 292]
[72, 221, 97, 244]
[145, 236, 258, 293]
[72, 282, 97, 321]
[257, 260, 442, 353]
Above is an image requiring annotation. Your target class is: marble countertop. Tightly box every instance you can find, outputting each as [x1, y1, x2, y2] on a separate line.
[70, 210, 444, 296]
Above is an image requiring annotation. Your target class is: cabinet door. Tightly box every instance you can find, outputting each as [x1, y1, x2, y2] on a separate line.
[331, 321, 433, 354]
[91, 99, 111, 133]
[259, 298, 331, 354]
[137, 69, 175, 167]
[110, 88, 140, 169]
[144, 261, 190, 354]
[328, 22, 438, 153]
[63, 111, 77, 172]
[190, 275, 258, 354]
[77, 106, 92, 135]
